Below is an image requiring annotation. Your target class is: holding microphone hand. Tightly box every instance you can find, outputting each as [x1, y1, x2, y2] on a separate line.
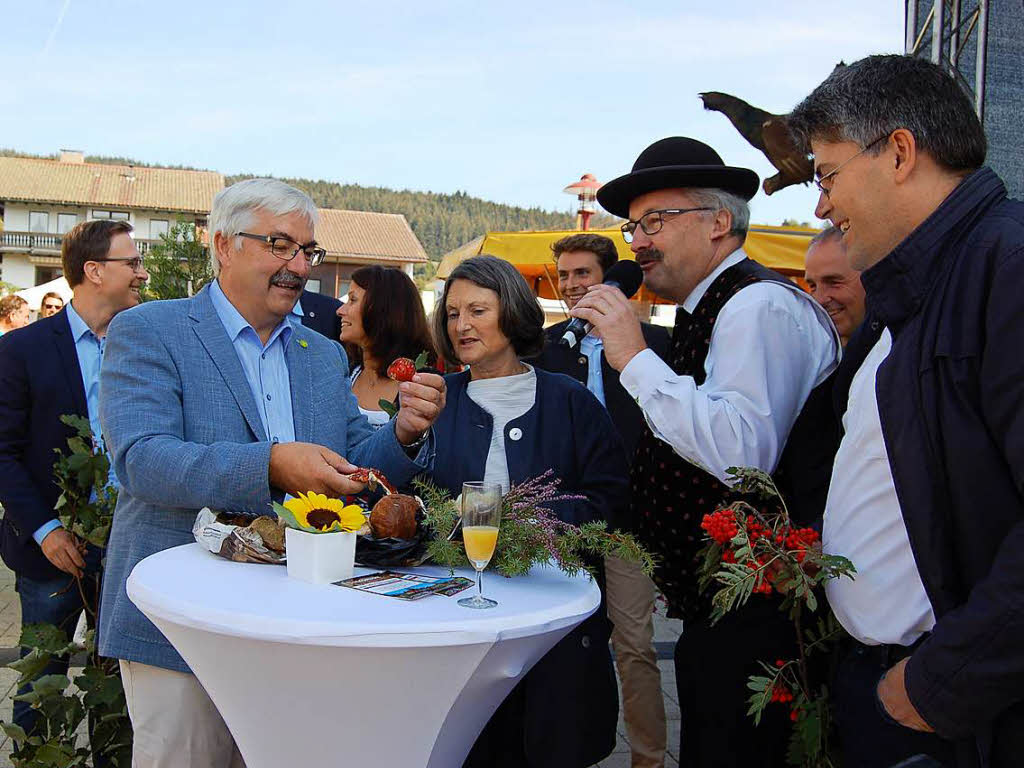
[570, 284, 647, 371]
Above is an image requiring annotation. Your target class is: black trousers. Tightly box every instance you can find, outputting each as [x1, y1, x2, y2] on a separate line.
[833, 642, 955, 768]
[674, 598, 796, 768]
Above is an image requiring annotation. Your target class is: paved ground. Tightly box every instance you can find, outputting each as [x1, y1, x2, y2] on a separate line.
[0, 562, 684, 767]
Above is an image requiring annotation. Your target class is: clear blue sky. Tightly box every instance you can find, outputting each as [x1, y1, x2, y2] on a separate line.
[0, 0, 903, 226]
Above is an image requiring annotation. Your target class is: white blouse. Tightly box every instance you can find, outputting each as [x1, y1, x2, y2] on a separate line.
[349, 366, 392, 430]
[466, 365, 537, 492]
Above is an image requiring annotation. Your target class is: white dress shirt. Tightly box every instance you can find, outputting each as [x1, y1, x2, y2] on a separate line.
[620, 250, 840, 482]
[823, 329, 936, 646]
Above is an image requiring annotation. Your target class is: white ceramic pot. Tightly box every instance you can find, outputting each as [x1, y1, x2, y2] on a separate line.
[285, 528, 356, 585]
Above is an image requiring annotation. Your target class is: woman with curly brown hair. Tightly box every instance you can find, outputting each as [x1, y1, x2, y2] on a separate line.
[336, 265, 436, 429]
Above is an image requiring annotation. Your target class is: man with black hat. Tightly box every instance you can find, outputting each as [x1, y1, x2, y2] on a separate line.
[571, 137, 840, 767]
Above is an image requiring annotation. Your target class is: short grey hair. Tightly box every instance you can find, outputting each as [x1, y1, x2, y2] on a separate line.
[208, 178, 319, 276]
[433, 254, 545, 365]
[809, 225, 844, 248]
[689, 187, 750, 242]
[788, 55, 986, 172]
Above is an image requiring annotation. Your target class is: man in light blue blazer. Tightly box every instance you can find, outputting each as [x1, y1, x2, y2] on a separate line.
[98, 179, 445, 767]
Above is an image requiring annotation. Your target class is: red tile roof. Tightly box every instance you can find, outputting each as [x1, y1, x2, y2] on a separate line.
[316, 208, 427, 263]
[0, 156, 223, 213]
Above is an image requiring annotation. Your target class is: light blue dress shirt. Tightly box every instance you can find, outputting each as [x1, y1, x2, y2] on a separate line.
[579, 334, 606, 407]
[209, 280, 297, 445]
[34, 303, 121, 544]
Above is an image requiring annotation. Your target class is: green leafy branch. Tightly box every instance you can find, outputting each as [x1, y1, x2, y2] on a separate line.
[1, 415, 132, 766]
[412, 472, 655, 578]
[696, 467, 856, 768]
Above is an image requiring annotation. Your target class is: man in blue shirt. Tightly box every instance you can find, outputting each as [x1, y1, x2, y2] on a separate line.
[533, 233, 670, 768]
[0, 218, 148, 737]
[97, 178, 445, 767]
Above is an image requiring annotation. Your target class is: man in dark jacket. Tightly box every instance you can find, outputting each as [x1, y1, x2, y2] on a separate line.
[298, 288, 342, 340]
[790, 54, 1024, 768]
[533, 232, 670, 768]
[0, 219, 148, 738]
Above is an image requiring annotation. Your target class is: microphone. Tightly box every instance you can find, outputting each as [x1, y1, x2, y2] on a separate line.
[559, 260, 644, 349]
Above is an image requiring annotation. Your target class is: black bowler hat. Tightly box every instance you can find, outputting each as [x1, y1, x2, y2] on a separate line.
[597, 137, 760, 218]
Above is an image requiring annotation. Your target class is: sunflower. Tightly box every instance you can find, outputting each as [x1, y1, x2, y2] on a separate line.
[276, 492, 366, 533]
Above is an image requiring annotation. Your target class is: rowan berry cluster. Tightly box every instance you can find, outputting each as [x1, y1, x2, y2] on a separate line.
[769, 682, 794, 704]
[701, 506, 824, 598]
[700, 509, 738, 545]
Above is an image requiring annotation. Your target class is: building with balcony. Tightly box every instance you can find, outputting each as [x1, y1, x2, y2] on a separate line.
[0, 150, 223, 289]
[0, 151, 429, 297]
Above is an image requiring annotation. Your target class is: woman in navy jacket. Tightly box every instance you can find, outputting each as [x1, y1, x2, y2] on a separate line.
[430, 255, 629, 768]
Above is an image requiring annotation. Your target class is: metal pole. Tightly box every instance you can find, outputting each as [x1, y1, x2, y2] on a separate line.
[932, 0, 946, 64]
[975, 0, 989, 120]
[906, 0, 919, 52]
[950, 0, 961, 66]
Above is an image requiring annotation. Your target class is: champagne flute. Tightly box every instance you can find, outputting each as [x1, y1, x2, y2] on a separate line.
[458, 481, 502, 609]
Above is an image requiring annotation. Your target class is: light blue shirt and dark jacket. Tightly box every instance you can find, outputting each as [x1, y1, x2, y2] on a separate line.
[30, 303, 121, 545]
[97, 282, 432, 672]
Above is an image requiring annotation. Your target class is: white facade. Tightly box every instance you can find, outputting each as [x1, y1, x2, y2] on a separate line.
[2, 201, 195, 240]
[1, 202, 202, 288]
[1, 254, 35, 290]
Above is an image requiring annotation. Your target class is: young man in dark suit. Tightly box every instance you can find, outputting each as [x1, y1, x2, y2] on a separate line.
[533, 233, 670, 768]
[0, 219, 148, 735]
[298, 288, 342, 341]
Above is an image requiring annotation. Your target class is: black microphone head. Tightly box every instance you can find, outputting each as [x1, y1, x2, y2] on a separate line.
[604, 260, 644, 299]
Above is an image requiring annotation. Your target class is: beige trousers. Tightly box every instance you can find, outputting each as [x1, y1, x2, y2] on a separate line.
[120, 660, 245, 768]
[605, 554, 667, 768]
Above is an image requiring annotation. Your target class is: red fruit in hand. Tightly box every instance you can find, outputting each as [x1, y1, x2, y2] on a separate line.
[387, 358, 416, 382]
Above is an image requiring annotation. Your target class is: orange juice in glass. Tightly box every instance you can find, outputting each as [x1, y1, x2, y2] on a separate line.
[458, 481, 502, 609]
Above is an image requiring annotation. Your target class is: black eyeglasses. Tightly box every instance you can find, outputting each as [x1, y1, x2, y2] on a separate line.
[91, 256, 147, 273]
[237, 232, 327, 267]
[620, 207, 714, 243]
[814, 134, 889, 197]
[42, 303, 63, 310]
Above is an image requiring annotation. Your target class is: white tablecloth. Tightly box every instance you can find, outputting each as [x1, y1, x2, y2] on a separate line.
[127, 543, 601, 768]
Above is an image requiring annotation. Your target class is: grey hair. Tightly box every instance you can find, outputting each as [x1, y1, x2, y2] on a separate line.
[809, 225, 844, 248]
[689, 188, 750, 241]
[432, 254, 545, 365]
[208, 178, 319, 276]
[788, 55, 986, 172]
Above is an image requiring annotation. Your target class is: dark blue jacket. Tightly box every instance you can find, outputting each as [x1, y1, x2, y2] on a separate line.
[0, 309, 89, 580]
[299, 289, 342, 341]
[836, 168, 1024, 767]
[431, 367, 629, 527]
[532, 320, 671, 462]
[431, 367, 628, 768]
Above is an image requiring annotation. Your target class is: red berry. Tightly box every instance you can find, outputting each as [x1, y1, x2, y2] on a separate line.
[386, 357, 417, 382]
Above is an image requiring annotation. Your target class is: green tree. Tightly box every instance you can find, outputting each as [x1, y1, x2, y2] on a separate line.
[144, 218, 214, 300]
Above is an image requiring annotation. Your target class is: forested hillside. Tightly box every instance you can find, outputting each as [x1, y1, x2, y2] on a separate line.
[0, 149, 617, 262]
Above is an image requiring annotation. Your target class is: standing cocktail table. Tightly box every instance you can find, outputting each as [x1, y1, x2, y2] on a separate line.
[127, 543, 600, 767]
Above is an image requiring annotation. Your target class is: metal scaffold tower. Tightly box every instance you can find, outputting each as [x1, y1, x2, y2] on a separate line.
[905, 0, 990, 119]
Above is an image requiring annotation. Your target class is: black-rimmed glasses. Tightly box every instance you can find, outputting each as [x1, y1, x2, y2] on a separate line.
[814, 134, 889, 197]
[237, 232, 327, 267]
[620, 207, 714, 243]
[91, 256, 147, 273]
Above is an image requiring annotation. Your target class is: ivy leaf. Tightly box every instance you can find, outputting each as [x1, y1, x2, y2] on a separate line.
[19, 623, 71, 654]
[14, 674, 72, 704]
[9, 649, 54, 684]
[0, 722, 28, 744]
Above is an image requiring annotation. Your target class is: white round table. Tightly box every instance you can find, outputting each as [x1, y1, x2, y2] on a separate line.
[127, 543, 600, 768]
